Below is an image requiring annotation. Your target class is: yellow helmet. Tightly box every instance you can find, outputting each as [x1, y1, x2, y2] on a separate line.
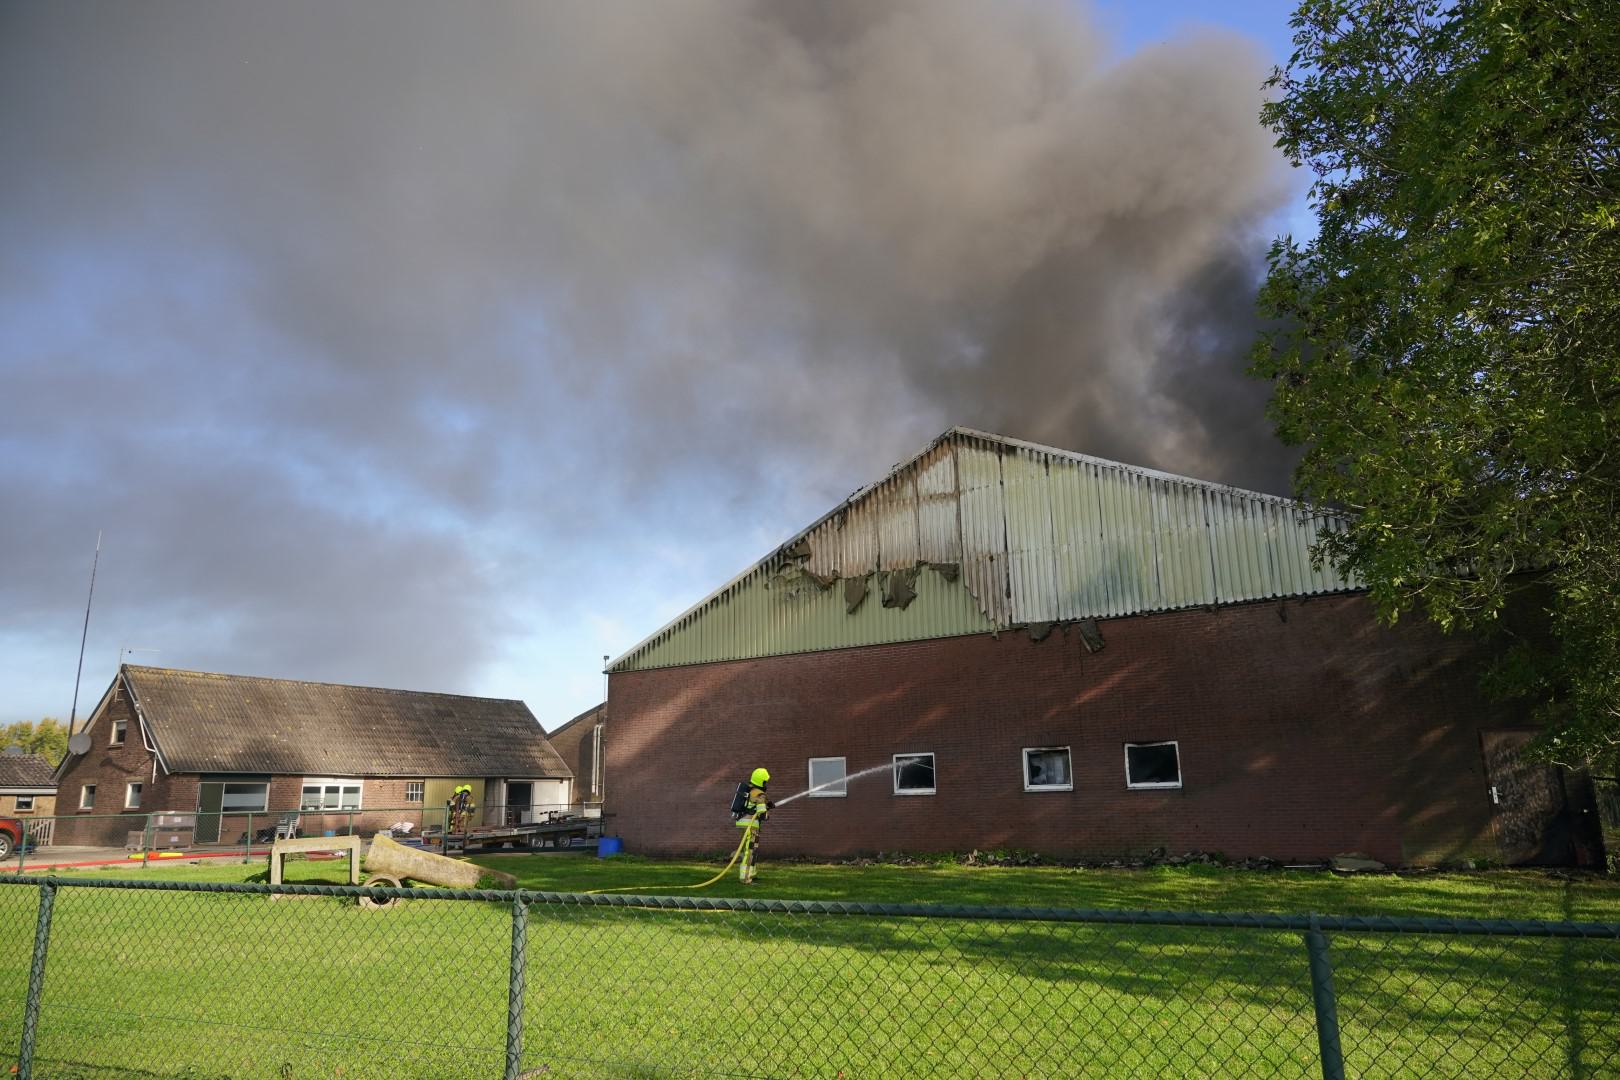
[750, 767, 771, 787]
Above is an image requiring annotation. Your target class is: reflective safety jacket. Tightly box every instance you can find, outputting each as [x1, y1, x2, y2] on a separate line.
[736, 785, 769, 828]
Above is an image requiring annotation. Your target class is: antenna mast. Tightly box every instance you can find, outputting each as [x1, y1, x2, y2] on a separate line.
[67, 530, 102, 737]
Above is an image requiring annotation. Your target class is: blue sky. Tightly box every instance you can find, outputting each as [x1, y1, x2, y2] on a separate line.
[1, 1, 1315, 733]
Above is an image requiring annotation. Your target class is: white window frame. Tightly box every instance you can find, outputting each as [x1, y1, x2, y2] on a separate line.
[300, 778, 364, 811]
[1124, 741, 1183, 790]
[807, 757, 848, 798]
[80, 784, 96, 810]
[220, 782, 269, 813]
[405, 781, 425, 804]
[1022, 746, 1074, 792]
[111, 718, 128, 746]
[14, 794, 34, 813]
[125, 782, 143, 809]
[892, 752, 937, 796]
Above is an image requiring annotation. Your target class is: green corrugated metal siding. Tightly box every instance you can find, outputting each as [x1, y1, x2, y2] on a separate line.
[610, 429, 1358, 673]
[622, 563, 994, 671]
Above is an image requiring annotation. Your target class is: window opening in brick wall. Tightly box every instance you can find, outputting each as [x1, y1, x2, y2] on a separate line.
[893, 753, 936, 795]
[1023, 747, 1073, 791]
[221, 783, 269, 813]
[301, 778, 362, 811]
[405, 781, 425, 803]
[15, 795, 34, 813]
[79, 784, 96, 810]
[1125, 742, 1182, 790]
[111, 719, 127, 746]
[807, 757, 847, 797]
[125, 782, 143, 809]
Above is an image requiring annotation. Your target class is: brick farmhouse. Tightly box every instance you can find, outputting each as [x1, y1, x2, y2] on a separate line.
[53, 666, 572, 847]
[603, 428, 1605, 868]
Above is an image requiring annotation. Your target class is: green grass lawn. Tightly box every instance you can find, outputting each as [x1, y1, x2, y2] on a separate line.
[3, 855, 1617, 1078]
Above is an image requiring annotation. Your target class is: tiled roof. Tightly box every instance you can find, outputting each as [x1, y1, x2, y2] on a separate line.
[121, 666, 570, 779]
[0, 752, 57, 789]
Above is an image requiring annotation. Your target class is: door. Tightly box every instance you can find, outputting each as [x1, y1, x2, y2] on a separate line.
[506, 781, 532, 825]
[1480, 730, 1574, 866]
[196, 782, 223, 844]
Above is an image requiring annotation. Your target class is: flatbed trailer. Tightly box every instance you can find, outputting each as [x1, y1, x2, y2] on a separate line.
[429, 814, 600, 854]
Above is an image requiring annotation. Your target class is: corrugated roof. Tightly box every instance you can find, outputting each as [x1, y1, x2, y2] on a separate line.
[0, 752, 57, 789]
[609, 428, 1358, 672]
[121, 666, 570, 778]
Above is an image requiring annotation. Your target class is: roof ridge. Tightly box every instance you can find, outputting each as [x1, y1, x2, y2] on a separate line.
[122, 665, 525, 706]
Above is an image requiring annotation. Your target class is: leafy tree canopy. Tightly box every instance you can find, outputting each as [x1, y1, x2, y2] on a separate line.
[2, 717, 69, 767]
[1254, 0, 1619, 767]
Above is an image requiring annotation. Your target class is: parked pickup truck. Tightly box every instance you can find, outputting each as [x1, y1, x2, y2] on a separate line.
[0, 816, 22, 861]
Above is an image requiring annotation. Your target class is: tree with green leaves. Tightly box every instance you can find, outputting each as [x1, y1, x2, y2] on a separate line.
[1253, 0, 1619, 768]
[2, 717, 69, 767]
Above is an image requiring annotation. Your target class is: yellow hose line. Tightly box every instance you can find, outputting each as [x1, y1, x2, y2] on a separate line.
[585, 831, 749, 895]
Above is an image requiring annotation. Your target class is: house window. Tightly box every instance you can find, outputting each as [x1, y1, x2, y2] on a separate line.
[111, 719, 128, 746]
[405, 781, 425, 804]
[15, 795, 34, 813]
[1125, 742, 1182, 790]
[807, 757, 847, 798]
[221, 783, 269, 813]
[893, 753, 936, 795]
[125, 782, 143, 809]
[80, 784, 96, 810]
[300, 779, 362, 811]
[1023, 747, 1073, 791]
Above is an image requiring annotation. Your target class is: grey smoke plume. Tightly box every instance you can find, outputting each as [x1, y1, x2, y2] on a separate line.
[0, 1, 1291, 706]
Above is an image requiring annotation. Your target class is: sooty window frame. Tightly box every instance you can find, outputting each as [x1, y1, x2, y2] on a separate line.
[807, 757, 848, 798]
[1124, 741, 1183, 790]
[893, 753, 937, 796]
[1022, 746, 1074, 792]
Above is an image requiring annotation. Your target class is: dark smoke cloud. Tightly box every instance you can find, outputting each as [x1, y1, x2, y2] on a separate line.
[0, 1, 1293, 716]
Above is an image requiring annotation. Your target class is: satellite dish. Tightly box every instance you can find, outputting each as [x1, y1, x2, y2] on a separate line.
[68, 732, 92, 756]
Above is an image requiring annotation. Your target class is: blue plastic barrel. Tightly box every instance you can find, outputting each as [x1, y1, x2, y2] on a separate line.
[597, 836, 624, 857]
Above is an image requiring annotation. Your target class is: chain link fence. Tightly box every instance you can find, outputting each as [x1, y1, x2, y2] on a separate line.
[1, 875, 1616, 1079]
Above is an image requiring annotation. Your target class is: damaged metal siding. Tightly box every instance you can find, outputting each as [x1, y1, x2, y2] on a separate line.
[610, 428, 1357, 673]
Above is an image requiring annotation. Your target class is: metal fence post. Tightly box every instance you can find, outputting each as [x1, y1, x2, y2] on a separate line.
[1304, 916, 1346, 1080]
[16, 819, 27, 875]
[505, 892, 527, 1080]
[244, 812, 254, 863]
[142, 813, 153, 870]
[17, 880, 58, 1080]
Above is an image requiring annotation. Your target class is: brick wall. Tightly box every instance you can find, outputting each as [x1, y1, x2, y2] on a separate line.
[605, 594, 1519, 866]
[547, 708, 602, 803]
[54, 691, 193, 846]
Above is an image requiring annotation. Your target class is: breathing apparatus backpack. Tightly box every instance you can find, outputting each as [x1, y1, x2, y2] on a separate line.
[729, 781, 750, 818]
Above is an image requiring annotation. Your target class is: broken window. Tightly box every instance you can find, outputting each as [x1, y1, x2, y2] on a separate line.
[807, 757, 847, 798]
[1125, 742, 1182, 790]
[893, 753, 936, 795]
[125, 782, 142, 809]
[111, 718, 127, 746]
[221, 783, 269, 813]
[1023, 747, 1073, 791]
[80, 784, 96, 810]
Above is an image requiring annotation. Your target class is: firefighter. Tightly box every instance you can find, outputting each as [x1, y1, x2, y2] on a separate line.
[733, 767, 775, 884]
[448, 784, 475, 833]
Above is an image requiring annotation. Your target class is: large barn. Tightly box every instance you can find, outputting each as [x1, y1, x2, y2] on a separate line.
[602, 428, 1604, 868]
